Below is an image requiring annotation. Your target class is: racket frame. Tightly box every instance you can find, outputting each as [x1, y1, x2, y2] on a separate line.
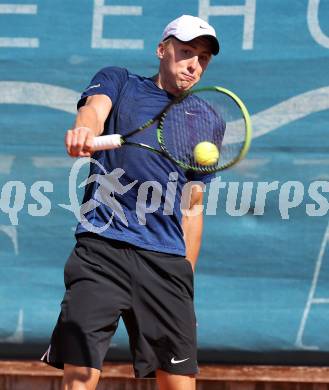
[156, 86, 252, 173]
[94, 86, 252, 173]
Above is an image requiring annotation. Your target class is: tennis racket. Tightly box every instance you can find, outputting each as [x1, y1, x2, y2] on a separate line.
[92, 86, 252, 173]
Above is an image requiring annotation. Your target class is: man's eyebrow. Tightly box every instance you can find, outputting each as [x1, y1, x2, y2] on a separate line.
[182, 41, 212, 55]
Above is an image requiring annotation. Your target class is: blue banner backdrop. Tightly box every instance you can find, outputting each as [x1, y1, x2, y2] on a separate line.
[0, 0, 329, 364]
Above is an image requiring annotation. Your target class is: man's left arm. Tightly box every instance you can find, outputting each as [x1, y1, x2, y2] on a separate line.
[181, 183, 205, 271]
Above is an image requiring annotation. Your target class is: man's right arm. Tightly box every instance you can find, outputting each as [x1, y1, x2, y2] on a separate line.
[65, 94, 112, 158]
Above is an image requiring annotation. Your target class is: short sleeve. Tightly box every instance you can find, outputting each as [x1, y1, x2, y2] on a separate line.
[77, 67, 129, 110]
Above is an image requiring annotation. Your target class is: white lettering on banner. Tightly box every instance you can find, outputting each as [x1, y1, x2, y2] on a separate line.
[0, 4, 38, 48]
[307, 0, 329, 49]
[0, 225, 18, 255]
[198, 0, 256, 50]
[92, 0, 143, 49]
[296, 219, 329, 350]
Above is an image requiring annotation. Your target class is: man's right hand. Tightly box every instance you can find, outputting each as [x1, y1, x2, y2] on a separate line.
[65, 126, 95, 157]
[66, 94, 113, 157]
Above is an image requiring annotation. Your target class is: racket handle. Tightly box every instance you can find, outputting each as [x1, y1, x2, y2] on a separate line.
[92, 134, 122, 151]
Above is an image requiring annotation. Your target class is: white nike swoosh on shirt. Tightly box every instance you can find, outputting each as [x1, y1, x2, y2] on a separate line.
[86, 83, 101, 91]
[171, 357, 190, 364]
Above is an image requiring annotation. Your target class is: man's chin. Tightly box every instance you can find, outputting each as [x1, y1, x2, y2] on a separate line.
[177, 80, 197, 91]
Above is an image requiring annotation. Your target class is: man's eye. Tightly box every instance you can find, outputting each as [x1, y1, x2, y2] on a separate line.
[200, 55, 209, 62]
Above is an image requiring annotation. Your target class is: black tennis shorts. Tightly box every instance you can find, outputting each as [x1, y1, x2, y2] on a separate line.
[41, 233, 198, 378]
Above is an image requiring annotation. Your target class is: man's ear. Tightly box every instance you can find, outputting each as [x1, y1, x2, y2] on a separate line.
[156, 42, 165, 59]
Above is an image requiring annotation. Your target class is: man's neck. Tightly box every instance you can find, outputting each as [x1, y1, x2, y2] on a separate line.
[152, 73, 164, 89]
[152, 73, 180, 96]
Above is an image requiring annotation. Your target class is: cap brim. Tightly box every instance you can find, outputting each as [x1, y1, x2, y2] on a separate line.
[202, 35, 220, 55]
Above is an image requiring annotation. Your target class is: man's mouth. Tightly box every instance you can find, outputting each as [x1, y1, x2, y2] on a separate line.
[181, 73, 195, 82]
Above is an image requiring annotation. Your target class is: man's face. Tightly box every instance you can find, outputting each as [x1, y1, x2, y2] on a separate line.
[157, 36, 212, 95]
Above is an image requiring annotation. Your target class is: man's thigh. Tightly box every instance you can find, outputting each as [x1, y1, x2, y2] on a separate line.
[42, 234, 133, 370]
[124, 249, 198, 378]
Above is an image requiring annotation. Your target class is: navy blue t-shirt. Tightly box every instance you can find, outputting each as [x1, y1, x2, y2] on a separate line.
[75, 67, 215, 256]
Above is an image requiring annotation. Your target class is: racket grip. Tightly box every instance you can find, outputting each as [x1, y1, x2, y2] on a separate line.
[92, 134, 122, 151]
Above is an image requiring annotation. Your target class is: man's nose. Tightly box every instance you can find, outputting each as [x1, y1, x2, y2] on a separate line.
[187, 56, 199, 72]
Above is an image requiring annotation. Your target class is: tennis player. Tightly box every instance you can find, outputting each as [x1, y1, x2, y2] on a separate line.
[42, 14, 220, 390]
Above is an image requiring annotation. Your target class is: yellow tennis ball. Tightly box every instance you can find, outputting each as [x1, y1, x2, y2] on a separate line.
[193, 142, 220, 166]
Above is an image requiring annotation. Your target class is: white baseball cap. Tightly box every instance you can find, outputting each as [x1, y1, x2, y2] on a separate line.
[161, 15, 220, 55]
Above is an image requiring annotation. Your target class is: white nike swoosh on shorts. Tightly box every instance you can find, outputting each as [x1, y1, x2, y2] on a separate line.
[171, 357, 190, 364]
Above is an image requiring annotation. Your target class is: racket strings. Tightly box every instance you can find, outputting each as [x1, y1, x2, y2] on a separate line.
[160, 90, 247, 172]
[161, 94, 225, 170]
